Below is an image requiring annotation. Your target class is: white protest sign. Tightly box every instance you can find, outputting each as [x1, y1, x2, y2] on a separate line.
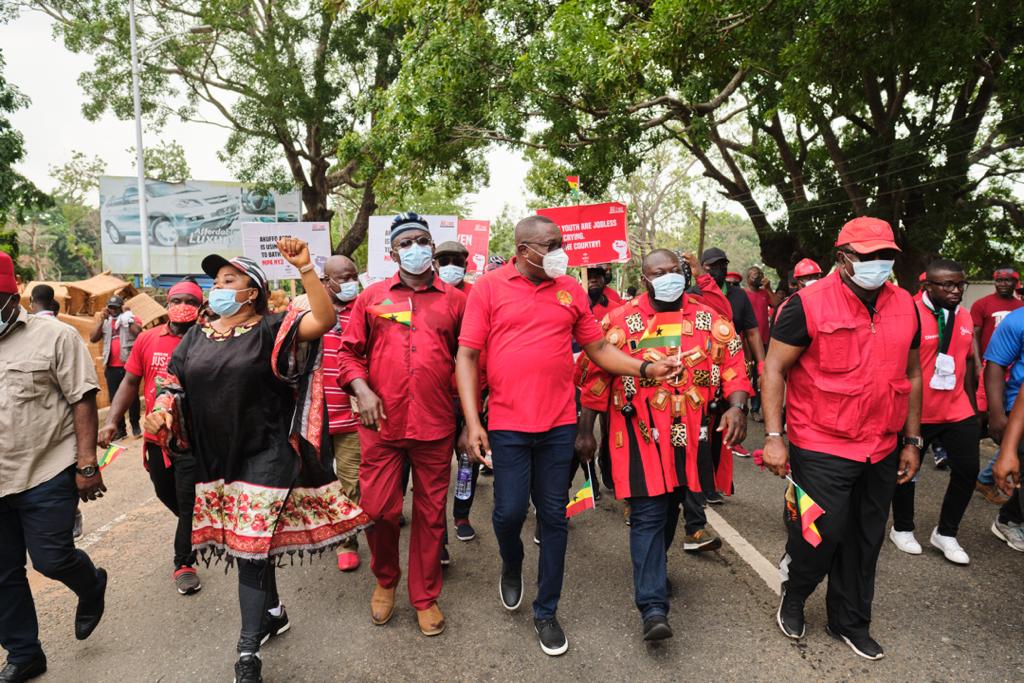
[241, 222, 333, 280]
[367, 215, 458, 279]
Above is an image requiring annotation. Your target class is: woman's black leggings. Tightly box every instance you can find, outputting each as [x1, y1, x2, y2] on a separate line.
[236, 559, 279, 653]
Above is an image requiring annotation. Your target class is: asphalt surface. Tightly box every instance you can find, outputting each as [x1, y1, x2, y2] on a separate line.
[21, 424, 1024, 682]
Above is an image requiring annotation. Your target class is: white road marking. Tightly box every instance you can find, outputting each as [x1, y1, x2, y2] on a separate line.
[76, 495, 156, 551]
[706, 507, 782, 596]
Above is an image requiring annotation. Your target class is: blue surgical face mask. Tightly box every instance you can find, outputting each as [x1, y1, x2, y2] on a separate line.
[438, 265, 466, 285]
[336, 281, 359, 302]
[647, 272, 688, 302]
[208, 287, 250, 317]
[847, 257, 894, 290]
[398, 244, 434, 275]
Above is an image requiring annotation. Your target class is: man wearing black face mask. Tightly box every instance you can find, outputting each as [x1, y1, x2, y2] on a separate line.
[98, 278, 205, 596]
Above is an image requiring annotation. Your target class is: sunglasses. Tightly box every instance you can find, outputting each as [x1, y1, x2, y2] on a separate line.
[396, 236, 432, 250]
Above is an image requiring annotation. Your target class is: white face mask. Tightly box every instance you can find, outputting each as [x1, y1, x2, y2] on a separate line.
[438, 265, 466, 285]
[335, 281, 359, 302]
[646, 272, 688, 302]
[847, 257, 894, 290]
[527, 246, 569, 279]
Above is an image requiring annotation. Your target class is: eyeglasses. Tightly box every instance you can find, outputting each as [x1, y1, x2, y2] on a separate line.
[521, 240, 562, 253]
[396, 236, 432, 249]
[927, 280, 969, 292]
[321, 276, 356, 290]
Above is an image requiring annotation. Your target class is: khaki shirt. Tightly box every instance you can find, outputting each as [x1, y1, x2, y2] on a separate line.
[0, 307, 99, 497]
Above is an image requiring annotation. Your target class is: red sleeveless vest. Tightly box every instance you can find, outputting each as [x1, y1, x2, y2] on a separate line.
[787, 271, 917, 462]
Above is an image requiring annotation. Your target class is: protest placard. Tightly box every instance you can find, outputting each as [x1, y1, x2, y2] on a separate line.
[240, 222, 333, 280]
[536, 202, 630, 266]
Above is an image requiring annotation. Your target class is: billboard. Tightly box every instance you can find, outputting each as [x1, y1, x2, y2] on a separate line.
[99, 176, 302, 275]
[366, 214, 458, 280]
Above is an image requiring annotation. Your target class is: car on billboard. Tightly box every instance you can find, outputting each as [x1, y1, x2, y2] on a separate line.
[241, 188, 275, 215]
[102, 180, 241, 247]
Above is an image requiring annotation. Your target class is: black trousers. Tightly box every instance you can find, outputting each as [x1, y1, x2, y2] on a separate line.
[104, 365, 140, 433]
[891, 418, 980, 537]
[145, 443, 197, 568]
[780, 444, 899, 638]
[237, 559, 279, 653]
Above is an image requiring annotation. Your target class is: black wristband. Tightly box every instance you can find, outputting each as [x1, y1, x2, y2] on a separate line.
[639, 360, 651, 379]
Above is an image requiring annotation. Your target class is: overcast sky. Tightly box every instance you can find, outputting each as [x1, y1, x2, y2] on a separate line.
[1, 10, 530, 219]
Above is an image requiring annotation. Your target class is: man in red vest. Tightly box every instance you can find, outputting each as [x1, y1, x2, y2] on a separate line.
[887, 259, 977, 564]
[762, 217, 922, 661]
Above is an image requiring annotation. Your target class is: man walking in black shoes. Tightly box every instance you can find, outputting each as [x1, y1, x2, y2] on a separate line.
[0, 252, 109, 682]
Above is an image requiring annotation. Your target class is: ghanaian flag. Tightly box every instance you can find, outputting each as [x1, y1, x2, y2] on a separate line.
[367, 298, 411, 326]
[636, 312, 682, 349]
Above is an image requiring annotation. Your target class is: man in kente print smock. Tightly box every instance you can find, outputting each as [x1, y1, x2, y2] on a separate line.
[575, 249, 751, 641]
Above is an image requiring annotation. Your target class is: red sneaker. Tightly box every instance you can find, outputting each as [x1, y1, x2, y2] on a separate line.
[337, 549, 360, 572]
[732, 444, 751, 457]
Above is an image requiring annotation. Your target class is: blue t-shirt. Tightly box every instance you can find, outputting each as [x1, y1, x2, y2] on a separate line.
[983, 307, 1024, 411]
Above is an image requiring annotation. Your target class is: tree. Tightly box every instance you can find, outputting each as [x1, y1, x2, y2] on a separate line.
[127, 139, 191, 183]
[387, 0, 1024, 284]
[28, 0, 485, 255]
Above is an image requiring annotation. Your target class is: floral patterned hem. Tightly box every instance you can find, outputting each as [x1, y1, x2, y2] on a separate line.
[192, 478, 371, 562]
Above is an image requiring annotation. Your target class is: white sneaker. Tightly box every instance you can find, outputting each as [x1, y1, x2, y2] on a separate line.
[888, 528, 922, 555]
[991, 518, 1024, 552]
[929, 528, 969, 565]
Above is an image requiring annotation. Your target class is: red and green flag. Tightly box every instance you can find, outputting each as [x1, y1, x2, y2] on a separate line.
[636, 312, 683, 349]
[98, 443, 126, 470]
[367, 298, 411, 326]
[790, 478, 824, 547]
[566, 175, 580, 196]
[566, 479, 596, 518]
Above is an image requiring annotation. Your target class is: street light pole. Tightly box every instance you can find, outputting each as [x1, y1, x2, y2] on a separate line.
[128, 0, 151, 287]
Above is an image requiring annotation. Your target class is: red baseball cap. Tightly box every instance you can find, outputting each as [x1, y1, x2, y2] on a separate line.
[918, 272, 927, 282]
[725, 271, 742, 281]
[835, 217, 901, 254]
[993, 268, 1020, 281]
[793, 258, 822, 278]
[0, 251, 17, 295]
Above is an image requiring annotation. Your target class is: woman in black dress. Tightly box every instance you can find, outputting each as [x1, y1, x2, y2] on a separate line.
[145, 238, 369, 683]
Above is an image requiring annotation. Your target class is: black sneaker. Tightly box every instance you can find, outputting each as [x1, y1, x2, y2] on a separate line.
[499, 564, 523, 610]
[643, 614, 674, 641]
[826, 625, 884, 660]
[776, 584, 805, 639]
[705, 491, 725, 505]
[233, 654, 262, 683]
[259, 606, 290, 646]
[131, 425, 143, 438]
[0, 653, 47, 682]
[440, 546, 451, 566]
[534, 617, 568, 656]
[454, 520, 476, 542]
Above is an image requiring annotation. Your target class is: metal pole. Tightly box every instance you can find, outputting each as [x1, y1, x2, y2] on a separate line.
[129, 0, 151, 287]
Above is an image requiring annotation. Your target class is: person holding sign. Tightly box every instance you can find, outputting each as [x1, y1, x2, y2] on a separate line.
[337, 213, 467, 638]
[455, 215, 681, 657]
[144, 239, 369, 683]
[575, 249, 750, 641]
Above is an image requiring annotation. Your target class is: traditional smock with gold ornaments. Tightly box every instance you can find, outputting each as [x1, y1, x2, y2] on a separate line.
[575, 293, 752, 499]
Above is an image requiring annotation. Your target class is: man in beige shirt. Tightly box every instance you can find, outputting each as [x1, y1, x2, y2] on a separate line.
[0, 251, 109, 683]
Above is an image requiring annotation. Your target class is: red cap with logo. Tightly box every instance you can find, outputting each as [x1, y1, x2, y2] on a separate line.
[835, 217, 901, 254]
[0, 251, 17, 295]
[793, 258, 822, 278]
[993, 268, 1020, 281]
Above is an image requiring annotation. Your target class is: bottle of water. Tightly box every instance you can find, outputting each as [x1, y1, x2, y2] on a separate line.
[455, 453, 473, 501]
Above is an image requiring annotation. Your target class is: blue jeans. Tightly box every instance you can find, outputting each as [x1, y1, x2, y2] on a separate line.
[978, 453, 998, 486]
[0, 467, 102, 664]
[629, 491, 683, 620]
[489, 425, 575, 620]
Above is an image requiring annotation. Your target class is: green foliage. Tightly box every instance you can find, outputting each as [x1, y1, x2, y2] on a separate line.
[127, 139, 192, 183]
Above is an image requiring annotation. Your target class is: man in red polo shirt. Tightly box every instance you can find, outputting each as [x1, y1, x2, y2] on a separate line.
[337, 212, 466, 638]
[762, 216, 922, 661]
[586, 265, 623, 323]
[888, 259, 977, 564]
[971, 267, 1023, 416]
[98, 279, 204, 596]
[455, 215, 680, 657]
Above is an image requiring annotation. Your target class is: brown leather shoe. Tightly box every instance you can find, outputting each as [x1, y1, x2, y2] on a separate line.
[371, 582, 397, 625]
[416, 603, 446, 636]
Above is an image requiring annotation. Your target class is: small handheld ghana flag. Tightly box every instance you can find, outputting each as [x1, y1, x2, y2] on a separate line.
[98, 443, 126, 470]
[566, 479, 596, 518]
[367, 298, 411, 326]
[636, 312, 683, 349]
[566, 175, 580, 194]
[788, 477, 824, 547]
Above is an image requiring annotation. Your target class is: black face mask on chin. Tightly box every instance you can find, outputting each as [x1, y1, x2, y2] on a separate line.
[708, 267, 727, 288]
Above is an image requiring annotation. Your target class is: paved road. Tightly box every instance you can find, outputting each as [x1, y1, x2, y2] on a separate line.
[22, 425, 1024, 682]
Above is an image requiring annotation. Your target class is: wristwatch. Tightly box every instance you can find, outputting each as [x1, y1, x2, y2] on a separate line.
[76, 465, 99, 478]
[901, 435, 924, 450]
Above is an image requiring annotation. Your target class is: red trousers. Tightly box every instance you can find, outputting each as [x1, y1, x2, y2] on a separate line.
[358, 428, 453, 610]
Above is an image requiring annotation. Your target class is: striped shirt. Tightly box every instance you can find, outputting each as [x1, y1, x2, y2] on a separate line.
[323, 303, 359, 434]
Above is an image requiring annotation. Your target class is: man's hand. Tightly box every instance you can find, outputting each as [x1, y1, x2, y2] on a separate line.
[717, 407, 747, 448]
[989, 411, 1008, 443]
[682, 252, 704, 277]
[574, 429, 597, 464]
[762, 434, 788, 477]
[993, 449, 1021, 498]
[97, 423, 118, 449]
[456, 426, 470, 456]
[354, 386, 386, 429]
[465, 421, 492, 465]
[646, 357, 682, 380]
[77, 471, 107, 502]
[277, 237, 311, 270]
[896, 445, 921, 485]
[143, 410, 173, 436]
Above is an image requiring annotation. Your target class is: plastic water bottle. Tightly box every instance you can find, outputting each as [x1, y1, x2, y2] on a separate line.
[455, 453, 473, 501]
